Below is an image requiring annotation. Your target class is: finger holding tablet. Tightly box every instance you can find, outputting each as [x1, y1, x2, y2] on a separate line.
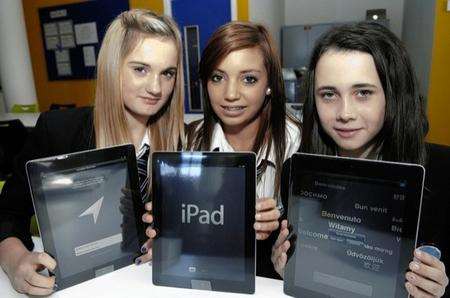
[136, 202, 157, 265]
[405, 246, 448, 297]
[255, 197, 280, 240]
[4, 246, 56, 296]
[271, 220, 290, 278]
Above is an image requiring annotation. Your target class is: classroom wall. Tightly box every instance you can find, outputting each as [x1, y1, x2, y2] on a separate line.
[283, 0, 405, 37]
[22, 0, 163, 112]
[21, 0, 448, 146]
[0, 0, 37, 111]
[426, 0, 450, 146]
[21, 0, 249, 112]
[0, 92, 5, 114]
[249, 0, 284, 50]
[402, 0, 436, 97]
[237, 0, 249, 21]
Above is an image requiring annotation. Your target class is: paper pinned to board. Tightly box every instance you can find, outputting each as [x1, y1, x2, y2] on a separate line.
[58, 20, 73, 35]
[74, 22, 99, 45]
[82, 46, 96, 67]
[60, 34, 76, 48]
[43, 22, 58, 36]
[55, 49, 70, 63]
[57, 62, 72, 76]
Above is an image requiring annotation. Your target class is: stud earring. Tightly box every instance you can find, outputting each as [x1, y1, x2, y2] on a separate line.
[266, 88, 272, 96]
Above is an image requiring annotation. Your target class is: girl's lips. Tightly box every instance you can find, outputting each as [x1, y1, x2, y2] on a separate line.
[141, 96, 159, 105]
[220, 105, 246, 117]
[334, 128, 361, 138]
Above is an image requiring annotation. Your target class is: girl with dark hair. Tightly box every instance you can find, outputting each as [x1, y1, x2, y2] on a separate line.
[272, 22, 449, 297]
[301, 22, 428, 164]
[187, 21, 301, 277]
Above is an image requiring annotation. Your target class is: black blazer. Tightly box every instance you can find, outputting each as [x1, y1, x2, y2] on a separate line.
[0, 107, 95, 250]
[280, 143, 450, 277]
[419, 143, 450, 272]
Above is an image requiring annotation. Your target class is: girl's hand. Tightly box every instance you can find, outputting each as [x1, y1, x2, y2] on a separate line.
[271, 220, 291, 278]
[135, 202, 157, 265]
[405, 248, 448, 297]
[0, 237, 57, 296]
[254, 197, 280, 240]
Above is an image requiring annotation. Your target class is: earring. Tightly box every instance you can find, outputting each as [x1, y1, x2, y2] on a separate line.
[266, 87, 272, 96]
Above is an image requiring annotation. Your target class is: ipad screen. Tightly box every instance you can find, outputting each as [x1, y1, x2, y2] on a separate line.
[40, 159, 138, 279]
[156, 160, 247, 282]
[290, 170, 412, 297]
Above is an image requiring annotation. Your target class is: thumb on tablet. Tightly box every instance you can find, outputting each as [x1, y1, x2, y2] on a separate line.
[33, 252, 57, 273]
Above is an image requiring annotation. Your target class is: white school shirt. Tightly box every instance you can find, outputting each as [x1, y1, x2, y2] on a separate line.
[136, 132, 150, 159]
[210, 118, 301, 214]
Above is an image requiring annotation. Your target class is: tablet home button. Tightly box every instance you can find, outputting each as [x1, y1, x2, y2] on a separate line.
[191, 279, 212, 290]
[95, 265, 114, 277]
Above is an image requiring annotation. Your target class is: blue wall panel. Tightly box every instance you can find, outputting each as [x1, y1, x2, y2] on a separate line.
[171, 0, 232, 113]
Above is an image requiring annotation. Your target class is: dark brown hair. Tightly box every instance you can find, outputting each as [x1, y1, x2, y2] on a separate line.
[188, 21, 298, 194]
[300, 22, 428, 165]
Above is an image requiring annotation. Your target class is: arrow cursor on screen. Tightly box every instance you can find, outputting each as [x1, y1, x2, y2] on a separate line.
[79, 196, 104, 224]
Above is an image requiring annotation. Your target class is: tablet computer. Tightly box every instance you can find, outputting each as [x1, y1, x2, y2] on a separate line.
[152, 152, 256, 294]
[26, 144, 146, 290]
[283, 153, 425, 298]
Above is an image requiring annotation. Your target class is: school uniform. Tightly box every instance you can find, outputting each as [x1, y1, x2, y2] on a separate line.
[210, 119, 301, 207]
[194, 118, 301, 278]
[419, 143, 450, 274]
[0, 107, 151, 251]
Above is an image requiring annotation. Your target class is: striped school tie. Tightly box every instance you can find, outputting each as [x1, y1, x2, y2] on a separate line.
[137, 144, 150, 203]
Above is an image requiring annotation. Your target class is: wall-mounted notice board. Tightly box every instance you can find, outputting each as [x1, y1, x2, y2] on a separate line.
[38, 0, 129, 81]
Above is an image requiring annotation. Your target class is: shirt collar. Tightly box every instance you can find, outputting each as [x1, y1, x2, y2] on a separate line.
[136, 132, 150, 157]
[258, 141, 276, 167]
[210, 123, 234, 152]
[210, 122, 276, 166]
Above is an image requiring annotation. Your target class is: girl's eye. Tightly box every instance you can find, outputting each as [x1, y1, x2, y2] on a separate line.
[134, 66, 147, 75]
[243, 75, 258, 85]
[319, 91, 336, 101]
[210, 74, 223, 83]
[163, 70, 176, 79]
[356, 89, 373, 98]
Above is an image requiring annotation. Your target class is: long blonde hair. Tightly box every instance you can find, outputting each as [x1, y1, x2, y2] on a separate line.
[94, 9, 185, 151]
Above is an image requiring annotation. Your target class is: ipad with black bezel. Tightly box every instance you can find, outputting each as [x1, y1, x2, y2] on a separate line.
[152, 152, 256, 294]
[26, 144, 146, 290]
[283, 153, 425, 298]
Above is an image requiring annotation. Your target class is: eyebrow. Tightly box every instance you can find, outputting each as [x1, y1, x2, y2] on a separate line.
[214, 68, 262, 74]
[316, 86, 337, 92]
[316, 83, 378, 91]
[128, 61, 149, 67]
[352, 83, 378, 89]
[128, 61, 177, 71]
